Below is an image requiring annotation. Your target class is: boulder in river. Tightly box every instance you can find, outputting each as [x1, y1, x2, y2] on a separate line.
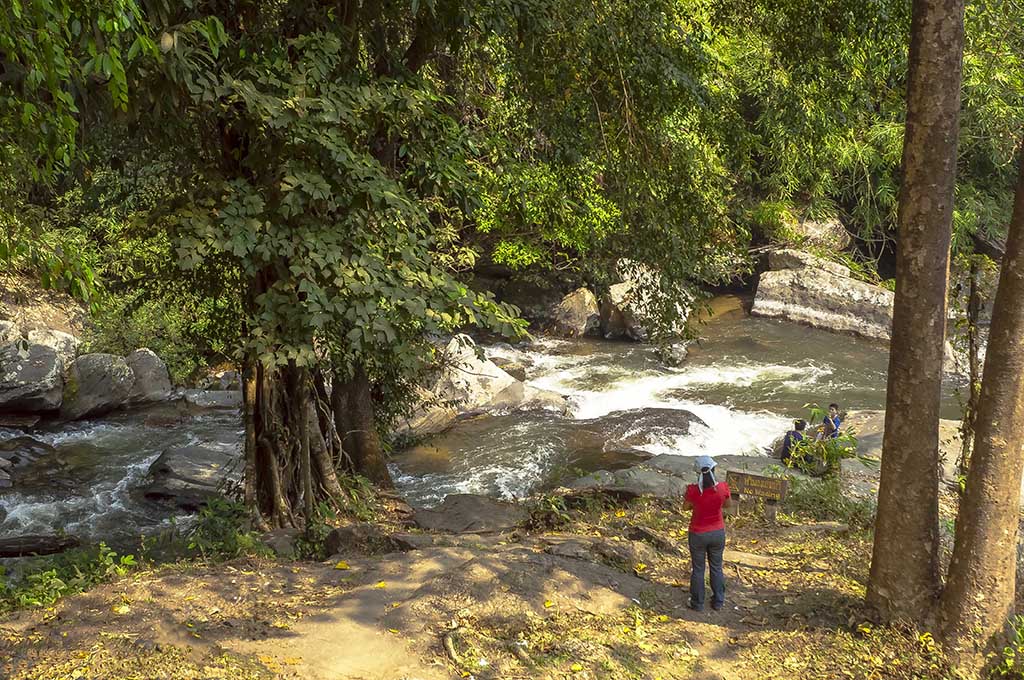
[395, 335, 567, 440]
[582, 408, 707, 452]
[600, 260, 690, 341]
[413, 493, 529, 533]
[60, 353, 135, 420]
[26, 328, 80, 369]
[550, 287, 600, 338]
[143, 445, 241, 511]
[183, 389, 243, 409]
[125, 348, 173, 405]
[752, 250, 894, 341]
[0, 343, 64, 413]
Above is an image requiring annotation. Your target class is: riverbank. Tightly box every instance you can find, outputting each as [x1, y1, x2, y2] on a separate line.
[0, 473, 977, 680]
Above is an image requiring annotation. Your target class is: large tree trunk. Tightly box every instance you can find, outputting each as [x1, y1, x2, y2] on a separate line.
[247, 360, 346, 528]
[940, 152, 1024, 666]
[867, 0, 965, 623]
[331, 363, 394, 488]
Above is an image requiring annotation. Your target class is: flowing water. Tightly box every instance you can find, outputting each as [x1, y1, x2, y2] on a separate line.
[391, 310, 967, 506]
[0, 302, 967, 545]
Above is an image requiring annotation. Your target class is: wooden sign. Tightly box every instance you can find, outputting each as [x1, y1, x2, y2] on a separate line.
[726, 471, 789, 502]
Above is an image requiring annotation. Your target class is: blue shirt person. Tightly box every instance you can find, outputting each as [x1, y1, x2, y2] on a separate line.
[780, 419, 807, 464]
[823, 403, 841, 440]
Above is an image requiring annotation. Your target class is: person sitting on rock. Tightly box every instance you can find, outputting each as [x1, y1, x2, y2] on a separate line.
[682, 456, 731, 612]
[780, 419, 807, 465]
[822, 403, 842, 440]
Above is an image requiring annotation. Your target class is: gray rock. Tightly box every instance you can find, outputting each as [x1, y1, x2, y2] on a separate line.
[601, 260, 690, 341]
[389, 532, 437, 551]
[0, 468, 10, 488]
[491, 358, 527, 381]
[569, 466, 687, 499]
[487, 381, 568, 414]
[125, 349, 173, 405]
[792, 217, 853, 251]
[25, 329, 80, 369]
[767, 248, 851, 279]
[60, 353, 134, 420]
[261, 528, 301, 558]
[0, 321, 21, 346]
[216, 370, 240, 391]
[601, 281, 644, 340]
[0, 343, 63, 412]
[550, 287, 600, 338]
[325, 523, 402, 556]
[752, 266, 894, 341]
[414, 493, 529, 534]
[581, 408, 707, 452]
[183, 389, 242, 409]
[143, 445, 240, 511]
[395, 335, 520, 438]
[0, 436, 57, 466]
[657, 341, 691, 367]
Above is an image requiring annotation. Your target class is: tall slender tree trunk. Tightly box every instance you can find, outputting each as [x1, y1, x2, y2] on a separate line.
[867, 0, 965, 623]
[956, 256, 984, 481]
[940, 152, 1024, 666]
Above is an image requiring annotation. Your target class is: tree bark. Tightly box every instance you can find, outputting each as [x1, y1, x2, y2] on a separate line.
[867, 0, 965, 623]
[940, 151, 1024, 665]
[956, 256, 984, 481]
[332, 363, 394, 488]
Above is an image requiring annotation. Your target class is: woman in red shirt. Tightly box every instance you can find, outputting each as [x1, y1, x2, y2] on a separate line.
[682, 456, 731, 611]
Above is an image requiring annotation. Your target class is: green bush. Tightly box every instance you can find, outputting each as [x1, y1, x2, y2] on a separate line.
[186, 498, 270, 561]
[0, 543, 138, 613]
[82, 293, 211, 384]
[782, 475, 876, 530]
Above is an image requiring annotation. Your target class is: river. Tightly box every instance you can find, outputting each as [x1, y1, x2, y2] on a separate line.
[0, 304, 967, 546]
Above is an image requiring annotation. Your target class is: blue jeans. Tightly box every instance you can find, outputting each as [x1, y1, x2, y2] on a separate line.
[688, 528, 726, 610]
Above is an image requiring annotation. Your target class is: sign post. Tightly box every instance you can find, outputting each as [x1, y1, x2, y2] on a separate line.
[726, 471, 789, 522]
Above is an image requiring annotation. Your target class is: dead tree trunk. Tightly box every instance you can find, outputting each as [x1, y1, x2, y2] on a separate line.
[940, 151, 1024, 666]
[866, 0, 965, 624]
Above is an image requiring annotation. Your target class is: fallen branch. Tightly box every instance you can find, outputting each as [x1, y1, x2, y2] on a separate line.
[0, 534, 80, 557]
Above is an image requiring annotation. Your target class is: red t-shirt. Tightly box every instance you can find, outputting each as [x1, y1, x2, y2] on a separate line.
[686, 482, 731, 534]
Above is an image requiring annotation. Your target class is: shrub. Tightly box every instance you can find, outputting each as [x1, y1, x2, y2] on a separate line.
[0, 543, 138, 613]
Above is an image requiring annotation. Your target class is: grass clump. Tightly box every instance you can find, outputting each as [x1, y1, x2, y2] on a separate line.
[782, 475, 876, 530]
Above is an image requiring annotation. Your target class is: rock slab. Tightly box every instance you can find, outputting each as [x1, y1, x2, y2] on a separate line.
[144, 445, 240, 511]
[413, 494, 528, 534]
[752, 253, 894, 341]
[61, 353, 135, 420]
